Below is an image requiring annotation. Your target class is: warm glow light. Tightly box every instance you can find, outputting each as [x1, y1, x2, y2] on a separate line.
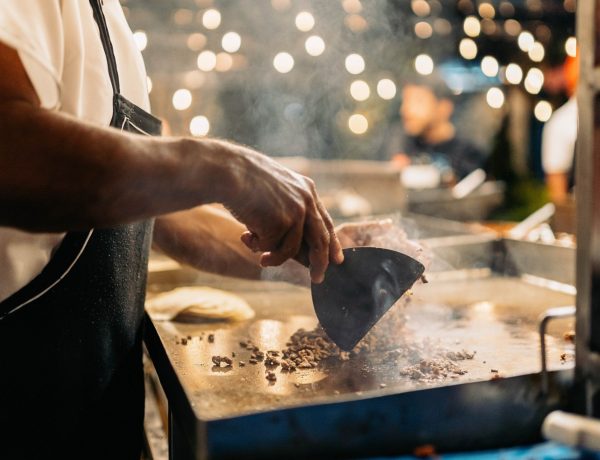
[534, 101, 553, 122]
[190, 116, 210, 136]
[350, 80, 370, 101]
[565, 37, 577, 57]
[481, 56, 499, 77]
[414, 54, 434, 75]
[342, 0, 363, 14]
[486, 87, 504, 109]
[411, 0, 431, 17]
[478, 2, 495, 18]
[271, 0, 291, 11]
[524, 68, 544, 94]
[187, 33, 206, 51]
[459, 38, 478, 60]
[215, 52, 233, 72]
[172, 89, 192, 111]
[345, 54, 365, 74]
[463, 16, 481, 37]
[505, 63, 523, 84]
[202, 9, 221, 29]
[133, 30, 147, 51]
[305, 35, 325, 56]
[221, 32, 241, 53]
[415, 21, 433, 39]
[197, 50, 217, 71]
[146, 76, 152, 94]
[528, 42, 545, 62]
[348, 114, 368, 134]
[504, 19, 521, 36]
[377, 79, 397, 100]
[273, 52, 294, 73]
[345, 14, 368, 32]
[295, 11, 315, 31]
[518, 31, 535, 52]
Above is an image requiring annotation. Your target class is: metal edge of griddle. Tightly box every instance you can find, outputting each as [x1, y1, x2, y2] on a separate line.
[144, 313, 210, 460]
[203, 369, 577, 459]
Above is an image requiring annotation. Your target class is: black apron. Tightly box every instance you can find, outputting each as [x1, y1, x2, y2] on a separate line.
[0, 1, 161, 458]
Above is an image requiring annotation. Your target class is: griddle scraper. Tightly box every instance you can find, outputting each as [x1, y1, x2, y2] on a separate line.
[311, 247, 425, 351]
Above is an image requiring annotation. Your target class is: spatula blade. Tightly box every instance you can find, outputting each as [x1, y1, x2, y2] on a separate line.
[311, 247, 425, 351]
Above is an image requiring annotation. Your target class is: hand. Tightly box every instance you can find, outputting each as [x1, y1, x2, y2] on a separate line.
[218, 143, 343, 283]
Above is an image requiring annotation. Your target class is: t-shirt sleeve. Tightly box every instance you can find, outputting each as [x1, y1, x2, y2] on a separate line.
[542, 110, 576, 174]
[0, 0, 64, 109]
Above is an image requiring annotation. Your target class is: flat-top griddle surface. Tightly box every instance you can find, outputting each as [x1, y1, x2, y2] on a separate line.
[146, 275, 574, 421]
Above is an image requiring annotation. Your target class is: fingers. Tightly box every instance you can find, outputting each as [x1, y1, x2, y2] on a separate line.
[304, 203, 331, 284]
[315, 198, 343, 265]
[259, 216, 305, 267]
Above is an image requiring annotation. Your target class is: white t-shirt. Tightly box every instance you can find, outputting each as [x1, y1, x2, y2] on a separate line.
[542, 97, 578, 175]
[0, 0, 151, 301]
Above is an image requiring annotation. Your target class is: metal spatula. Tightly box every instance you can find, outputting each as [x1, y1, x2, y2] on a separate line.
[311, 247, 425, 351]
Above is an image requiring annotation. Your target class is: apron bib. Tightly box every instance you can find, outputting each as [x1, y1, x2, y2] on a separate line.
[0, 1, 161, 458]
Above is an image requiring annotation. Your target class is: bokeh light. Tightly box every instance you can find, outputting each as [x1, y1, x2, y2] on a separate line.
[411, 0, 431, 17]
[486, 87, 504, 109]
[459, 38, 478, 60]
[565, 37, 577, 57]
[505, 63, 523, 84]
[221, 32, 241, 53]
[414, 54, 434, 75]
[350, 80, 370, 101]
[133, 30, 147, 51]
[415, 21, 433, 39]
[295, 12, 315, 31]
[345, 54, 365, 74]
[348, 114, 368, 134]
[518, 31, 535, 52]
[463, 16, 481, 37]
[534, 101, 553, 122]
[273, 52, 294, 73]
[524, 68, 544, 94]
[377, 79, 397, 100]
[305, 35, 325, 56]
[190, 116, 210, 136]
[481, 56, 499, 77]
[172, 89, 192, 111]
[528, 42, 545, 62]
[187, 33, 206, 51]
[202, 9, 221, 29]
[478, 2, 495, 18]
[197, 50, 217, 71]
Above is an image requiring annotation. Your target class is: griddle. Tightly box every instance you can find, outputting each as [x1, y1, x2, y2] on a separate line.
[144, 236, 577, 459]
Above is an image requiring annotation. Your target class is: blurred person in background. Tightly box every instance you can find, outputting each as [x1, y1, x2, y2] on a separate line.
[542, 54, 579, 203]
[386, 74, 486, 185]
[0, 1, 345, 458]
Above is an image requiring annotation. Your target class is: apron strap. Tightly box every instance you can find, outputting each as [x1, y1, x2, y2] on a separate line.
[89, 0, 121, 96]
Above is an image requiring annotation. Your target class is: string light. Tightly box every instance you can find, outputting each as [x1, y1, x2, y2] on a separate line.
[133, 31, 147, 51]
[172, 89, 192, 111]
[202, 9, 221, 29]
[534, 101, 553, 122]
[459, 38, 478, 60]
[478, 2, 495, 19]
[518, 31, 535, 52]
[415, 21, 433, 39]
[486, 87, 504, 109]
[295, 12, 315, 32]
[411, 0, 431, 17]
[524, 68, 544, 94]
[377, 79, 397, 100]
[345, 54, 365, 74]
[305, 35, 325, 56]
[565, 37, 577, 57]
[505, 63, 523, 84]
[481, 56, 499, 77]
[350, 80, 370, 101]
[414, 54, 434, 75]
[221, 32, 241, 53]
[504, 19, 521, 36]
[528, 42, 545, 62]
[273, 52, 294, 73]
[190, 116, 210, 136]
[463, 16, 481, 37]
[348, 114, 368, 134]
[197, 50, 217, 71]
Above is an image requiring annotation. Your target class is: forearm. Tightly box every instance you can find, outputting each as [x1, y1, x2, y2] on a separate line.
[153, 205, 262, 279]
[545, 173, 569, 203]
[0, 101, 241, 232]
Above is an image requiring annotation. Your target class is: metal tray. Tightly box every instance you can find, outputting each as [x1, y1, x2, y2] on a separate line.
[144, 237, 577, 459]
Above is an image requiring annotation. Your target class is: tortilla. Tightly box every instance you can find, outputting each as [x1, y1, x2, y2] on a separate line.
[146, 286, 255, 322]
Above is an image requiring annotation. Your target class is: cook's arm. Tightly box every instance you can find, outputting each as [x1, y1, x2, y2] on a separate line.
[153, 205, 262, 279]
[0, 43, 342, 282]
